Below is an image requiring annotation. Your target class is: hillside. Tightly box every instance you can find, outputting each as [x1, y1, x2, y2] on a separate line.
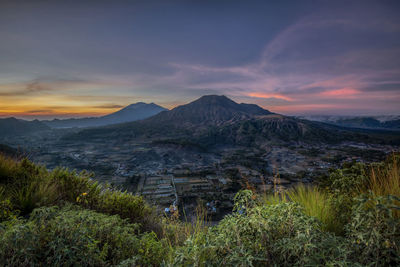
[0, 154, 399, 266]
[0, 144, 19, 158]
[44, 102, 167, 128]
[0, 117, 50, 138]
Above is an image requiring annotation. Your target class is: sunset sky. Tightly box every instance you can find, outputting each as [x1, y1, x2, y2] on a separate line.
[1, 0, 400, 119]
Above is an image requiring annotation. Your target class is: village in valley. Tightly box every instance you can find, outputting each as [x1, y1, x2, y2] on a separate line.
[2, 129, 394, 221]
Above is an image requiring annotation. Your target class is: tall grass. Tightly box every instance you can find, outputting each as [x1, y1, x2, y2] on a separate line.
[262, 184, 339, 233]
[363, 154, 400, 197]
[358, 153, 400, 218]
[10, 177, 59, 215]
[162, 202, 208, 248]
[287, 184, 339, 233]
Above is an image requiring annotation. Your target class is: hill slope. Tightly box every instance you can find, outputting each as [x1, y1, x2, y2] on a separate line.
[0, 118, 50, 137]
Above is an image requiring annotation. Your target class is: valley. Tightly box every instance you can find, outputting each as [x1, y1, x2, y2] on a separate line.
[1, 96, 397, 220]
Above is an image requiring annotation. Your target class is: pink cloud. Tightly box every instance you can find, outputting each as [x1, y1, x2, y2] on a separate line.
[320, 88, 360, 97]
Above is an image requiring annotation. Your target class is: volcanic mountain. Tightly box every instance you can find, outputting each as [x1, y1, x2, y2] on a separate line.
[44, 102, 167, 128]
[65, 95, 400, 147]
[144, 95, 273, 127]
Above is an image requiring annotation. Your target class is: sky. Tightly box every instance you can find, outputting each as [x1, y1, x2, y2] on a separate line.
[0, 0, 400, 119]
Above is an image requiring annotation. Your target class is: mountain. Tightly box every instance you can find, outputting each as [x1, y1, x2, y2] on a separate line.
[44, 102, 167, 128]
[335, 117, 382, 129]
[382, 119, 400, 129]
[0, 118, 50, 138]
[65, 95, 381, 146]
[298, 115, 400, 130]
[145, 95, 272, 127]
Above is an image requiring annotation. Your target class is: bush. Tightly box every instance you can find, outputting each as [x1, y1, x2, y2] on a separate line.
[346, 193, 400, 266]
[0, 156, 157, 231]
[173, 191, 350, 266]
[326, 162, 368, 195]
[1, 154, 400, 266]
[0, 199, 17, 222]
[0, 205, 167, 266]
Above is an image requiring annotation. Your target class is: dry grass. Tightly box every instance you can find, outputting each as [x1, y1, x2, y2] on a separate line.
[162, 202, 209, 249]
[358, 153, 400, 217]
[365, 154, 400, 197]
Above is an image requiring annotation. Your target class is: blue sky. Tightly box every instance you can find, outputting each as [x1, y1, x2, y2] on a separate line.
[0, 0, 399, 119]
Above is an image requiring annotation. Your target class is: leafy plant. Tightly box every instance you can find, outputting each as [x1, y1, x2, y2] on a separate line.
[346, 193, 400, 266]
[173, 193, 350, 266]
[0, 205, 167, 266]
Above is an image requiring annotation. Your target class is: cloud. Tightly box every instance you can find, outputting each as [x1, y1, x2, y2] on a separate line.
[0, 78, 104, 97]
[26, 109, 53, 113]
[319, 88, 360, 98]
[163, 6, 400, 114]
[246, 92, 293, 102]
[93, 104, 124, 109]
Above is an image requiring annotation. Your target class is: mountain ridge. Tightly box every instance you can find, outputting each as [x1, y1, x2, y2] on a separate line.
[64, 95, 383, 146]
[0, 117, 50, 137]
[44, 102, 167, 128]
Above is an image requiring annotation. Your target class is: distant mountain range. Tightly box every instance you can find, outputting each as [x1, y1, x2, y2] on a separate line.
[66, 95, 398, 147]
[1, 96, 399, 146]
[44, 102, 167, 128]
[0, 118, 50, 138]
[297, 115, 400, 130]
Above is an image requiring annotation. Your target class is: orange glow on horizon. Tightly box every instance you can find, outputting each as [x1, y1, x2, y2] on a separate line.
[0, 103, 122, 118]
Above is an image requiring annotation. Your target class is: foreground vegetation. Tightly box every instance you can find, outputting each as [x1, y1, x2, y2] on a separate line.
[0, 153, 399, 266]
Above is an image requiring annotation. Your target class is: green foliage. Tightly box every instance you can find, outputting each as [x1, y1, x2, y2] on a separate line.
[0, 199, 17, 222]
[346, 193, 400, 266]
[173, 200, 349, 266]
[1, 154, 400, 266]
[0, 205, 167, 266]
[326, 162, 368, 195]
[233, 189, 257, 211]
[0, 156, 157, 230]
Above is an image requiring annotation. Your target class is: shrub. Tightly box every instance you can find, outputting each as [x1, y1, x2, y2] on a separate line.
[173, 191, 350, 266]
[0, 205, 167, 266]
[0, 156, 158, 231]
[346, 193, 400, 266]
[326, 162, 368, 195]
[0, 199, 18, 222]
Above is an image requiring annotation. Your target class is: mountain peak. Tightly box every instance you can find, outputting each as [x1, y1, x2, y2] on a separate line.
[196, 94, 232, 101]
[145, 95, 272, 126]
